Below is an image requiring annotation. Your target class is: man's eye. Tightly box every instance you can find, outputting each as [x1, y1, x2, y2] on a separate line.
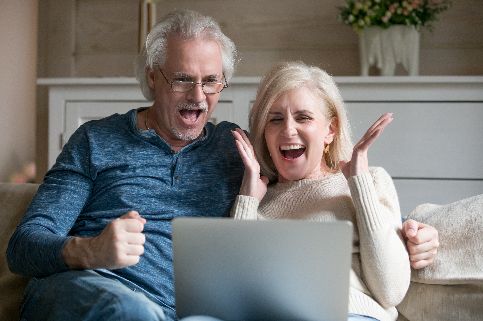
[204, 79, 219, 84]
[175, 77, 192, 83]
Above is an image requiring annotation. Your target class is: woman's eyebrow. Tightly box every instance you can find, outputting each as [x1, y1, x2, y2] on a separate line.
[268, 111, 283, 115]
[294, 109, 314, 115]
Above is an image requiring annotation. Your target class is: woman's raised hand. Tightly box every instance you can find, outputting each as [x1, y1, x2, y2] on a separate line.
[340, 113, 394, 179]
[232, 128, 269, 201]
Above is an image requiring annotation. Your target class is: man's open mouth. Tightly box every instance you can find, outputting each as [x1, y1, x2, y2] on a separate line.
[177, 103, 208, 124]
[179, 109, 203, 122]
[280, 144, 306, 160]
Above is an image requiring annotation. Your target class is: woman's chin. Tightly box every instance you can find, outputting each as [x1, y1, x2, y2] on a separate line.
[278, 172, 306, 183]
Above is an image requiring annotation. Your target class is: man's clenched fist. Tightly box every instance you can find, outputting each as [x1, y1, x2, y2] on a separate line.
[63, 211, 146, 270]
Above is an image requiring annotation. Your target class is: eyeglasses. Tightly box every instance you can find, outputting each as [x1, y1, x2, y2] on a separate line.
[158, 68, 228, 94]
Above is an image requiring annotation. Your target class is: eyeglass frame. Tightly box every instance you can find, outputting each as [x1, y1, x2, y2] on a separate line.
[158, 67, 229, 95]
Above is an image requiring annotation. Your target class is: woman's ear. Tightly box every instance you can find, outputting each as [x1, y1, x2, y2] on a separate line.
[147, 67, 155, 90]
[324, 117, 337, 145]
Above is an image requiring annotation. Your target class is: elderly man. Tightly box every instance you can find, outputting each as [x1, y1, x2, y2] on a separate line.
[7, 9, 438, 321]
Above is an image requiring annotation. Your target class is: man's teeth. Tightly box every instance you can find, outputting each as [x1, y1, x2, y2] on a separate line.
[280, 144, 305, 150]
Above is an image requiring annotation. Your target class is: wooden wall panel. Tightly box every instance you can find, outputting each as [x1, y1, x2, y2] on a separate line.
[37, 0, 483, 77]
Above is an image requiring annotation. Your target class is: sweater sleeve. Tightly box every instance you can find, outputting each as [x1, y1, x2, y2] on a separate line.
[7, 126, 93, 277]
[230, 195, 265, 220]
[348, 167, 410, 309]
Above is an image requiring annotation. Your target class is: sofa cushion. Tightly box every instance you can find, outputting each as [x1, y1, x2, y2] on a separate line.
[0, 183, 39, 320]
[397, 283, 483, 321]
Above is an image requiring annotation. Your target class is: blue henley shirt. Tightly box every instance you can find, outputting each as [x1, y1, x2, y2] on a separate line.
[7, 108, 244, 318]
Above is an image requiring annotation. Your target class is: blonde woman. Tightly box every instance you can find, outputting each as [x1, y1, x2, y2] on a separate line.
[231, 61, 410, 321]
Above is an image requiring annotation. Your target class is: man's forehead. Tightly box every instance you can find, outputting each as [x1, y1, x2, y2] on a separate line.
[163, 35, 223, 76]
[165, 34, 222, 56]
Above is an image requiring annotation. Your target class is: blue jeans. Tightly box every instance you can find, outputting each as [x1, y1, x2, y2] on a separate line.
[20, 270, 166, 321]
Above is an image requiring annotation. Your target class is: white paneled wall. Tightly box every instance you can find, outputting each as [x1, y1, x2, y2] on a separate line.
[39, 76, 483, 214]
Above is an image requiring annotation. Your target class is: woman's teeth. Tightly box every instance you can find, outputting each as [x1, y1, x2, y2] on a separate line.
[279, 144, 306, 159]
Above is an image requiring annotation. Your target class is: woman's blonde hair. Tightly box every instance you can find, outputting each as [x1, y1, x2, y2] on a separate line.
[249, 61, 353, 182]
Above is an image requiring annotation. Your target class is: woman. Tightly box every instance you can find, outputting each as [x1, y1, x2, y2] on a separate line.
[231, 61, 410, 321]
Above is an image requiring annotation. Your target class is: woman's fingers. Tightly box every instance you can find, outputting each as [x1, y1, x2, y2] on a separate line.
[355, 113, 393, 152]
[232, 129, 259, 174]
[346, 113, 393, 177]
[365, 112, 393, 135]
[232, 129, 253, 157]
[234, 138, 251, 165]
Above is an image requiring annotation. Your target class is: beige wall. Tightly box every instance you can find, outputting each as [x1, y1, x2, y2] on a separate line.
[31, 0, 483, 178]
[0, 1, 38, 182]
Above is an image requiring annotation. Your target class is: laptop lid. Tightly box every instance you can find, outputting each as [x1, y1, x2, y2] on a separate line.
[172, 217, 353, 321]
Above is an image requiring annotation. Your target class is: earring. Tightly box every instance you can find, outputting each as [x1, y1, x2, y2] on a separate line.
[324, 144, 330, 154]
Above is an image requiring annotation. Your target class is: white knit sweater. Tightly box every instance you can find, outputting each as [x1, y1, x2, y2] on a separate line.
[231, 167, 410, 321]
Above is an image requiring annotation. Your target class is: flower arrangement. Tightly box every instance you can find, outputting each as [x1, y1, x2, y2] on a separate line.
[338, 0, 452, 31]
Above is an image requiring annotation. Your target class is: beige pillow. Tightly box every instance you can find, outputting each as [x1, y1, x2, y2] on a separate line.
[406, 194, 483, 285]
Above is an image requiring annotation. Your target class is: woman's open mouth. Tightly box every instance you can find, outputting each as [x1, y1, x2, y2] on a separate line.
[280, 144, 306, 160]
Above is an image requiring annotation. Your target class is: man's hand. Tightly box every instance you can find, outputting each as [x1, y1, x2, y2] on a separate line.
[402, 219, 439, 269]
[63, 211, 146, 270]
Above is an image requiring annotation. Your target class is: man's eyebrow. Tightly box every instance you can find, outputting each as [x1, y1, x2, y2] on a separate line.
[171, 72, 221, 81]
[172, 72, 191, 78]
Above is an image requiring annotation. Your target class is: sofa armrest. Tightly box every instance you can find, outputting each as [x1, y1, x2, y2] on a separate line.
[0, 183, 39, 320]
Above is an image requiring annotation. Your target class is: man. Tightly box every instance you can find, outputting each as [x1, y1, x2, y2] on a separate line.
[7, 9, 438, 321]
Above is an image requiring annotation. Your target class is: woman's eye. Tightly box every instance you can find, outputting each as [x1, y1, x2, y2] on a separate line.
[268, 118, 283, 123]
[297, 116, 311, 122]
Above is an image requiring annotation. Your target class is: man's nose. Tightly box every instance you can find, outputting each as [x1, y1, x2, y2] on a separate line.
[186, 83, 206, 103]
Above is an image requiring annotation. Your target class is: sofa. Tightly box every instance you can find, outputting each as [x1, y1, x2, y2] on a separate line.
[1, 182, 482, 321]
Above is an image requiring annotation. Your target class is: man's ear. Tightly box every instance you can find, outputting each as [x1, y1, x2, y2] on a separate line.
[324, 117, 337, 145]
[147, 67, 155, 90]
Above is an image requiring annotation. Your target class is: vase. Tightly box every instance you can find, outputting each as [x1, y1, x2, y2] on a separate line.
[358, 25, 420, 76]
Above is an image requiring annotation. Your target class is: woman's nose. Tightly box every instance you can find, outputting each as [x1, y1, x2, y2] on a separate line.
[281, 119, 297, 137]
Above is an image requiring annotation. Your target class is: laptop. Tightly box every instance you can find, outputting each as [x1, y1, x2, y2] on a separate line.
[172, 217, 353, 321]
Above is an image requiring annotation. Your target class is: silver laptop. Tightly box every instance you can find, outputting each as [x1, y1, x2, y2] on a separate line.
[172, 217, 353, 321]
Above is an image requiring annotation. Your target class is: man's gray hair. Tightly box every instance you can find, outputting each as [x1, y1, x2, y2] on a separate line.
[135, 9, 238, 101]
